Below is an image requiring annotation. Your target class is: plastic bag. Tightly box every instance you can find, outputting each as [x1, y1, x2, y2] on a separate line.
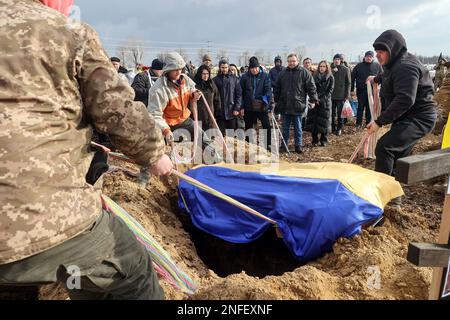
[341, 100, 354, 119]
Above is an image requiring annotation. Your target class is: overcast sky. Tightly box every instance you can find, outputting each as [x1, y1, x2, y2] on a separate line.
[75, 0, 450, 66]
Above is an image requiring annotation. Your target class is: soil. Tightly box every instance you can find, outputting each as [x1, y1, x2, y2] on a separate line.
[33, 119, 446, 301]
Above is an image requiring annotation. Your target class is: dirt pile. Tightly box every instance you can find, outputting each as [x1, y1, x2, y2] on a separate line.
[37, 124, 445, 300]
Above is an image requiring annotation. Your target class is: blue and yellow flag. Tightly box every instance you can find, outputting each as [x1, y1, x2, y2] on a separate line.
[178, 162, 403, 262]
[443, 114, 450, 149]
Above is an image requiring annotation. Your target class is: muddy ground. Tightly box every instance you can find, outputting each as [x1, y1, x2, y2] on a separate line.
[34, 120, 446, 301]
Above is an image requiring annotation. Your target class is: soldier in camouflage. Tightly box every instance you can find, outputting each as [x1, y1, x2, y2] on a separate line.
[0, 0, 172, 300]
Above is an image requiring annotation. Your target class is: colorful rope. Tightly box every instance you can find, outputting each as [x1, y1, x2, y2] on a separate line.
[101, 195, 197, 295]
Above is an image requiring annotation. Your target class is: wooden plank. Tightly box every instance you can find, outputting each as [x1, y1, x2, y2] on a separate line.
[396, 148, 450, 184]
[407, 243, 450, 267]
[429, 178, 450, 300]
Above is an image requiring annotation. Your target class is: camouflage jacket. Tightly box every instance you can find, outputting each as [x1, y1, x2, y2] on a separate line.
[0, 0, 165, 264]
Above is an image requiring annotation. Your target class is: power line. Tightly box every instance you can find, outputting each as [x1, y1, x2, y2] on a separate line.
[99, 36, 287, 52]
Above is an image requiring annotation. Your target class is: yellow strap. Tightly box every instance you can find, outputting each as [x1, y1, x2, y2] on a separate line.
[442, 113, 450, 149]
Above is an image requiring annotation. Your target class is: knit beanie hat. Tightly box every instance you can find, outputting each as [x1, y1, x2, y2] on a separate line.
[162, 52, 186, 74]
[151, 59, 164, 71]
[249, 56, 260, 69]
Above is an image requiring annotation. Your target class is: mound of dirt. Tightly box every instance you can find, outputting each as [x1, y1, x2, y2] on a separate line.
[36, 123, 445, 300]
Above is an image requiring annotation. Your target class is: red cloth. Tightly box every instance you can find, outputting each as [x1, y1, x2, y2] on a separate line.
[40, 0, 74, 16]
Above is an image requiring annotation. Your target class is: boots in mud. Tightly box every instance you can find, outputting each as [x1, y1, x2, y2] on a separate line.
[387, 196, 402, 210]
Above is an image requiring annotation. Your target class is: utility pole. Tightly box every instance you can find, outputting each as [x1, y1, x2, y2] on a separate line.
[283, 45, 288, 57]
[206, 41, 212, 55]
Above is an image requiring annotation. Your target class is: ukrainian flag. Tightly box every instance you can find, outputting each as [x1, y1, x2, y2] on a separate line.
[443, 113, 450, 149]
[178, 162, 404, 262]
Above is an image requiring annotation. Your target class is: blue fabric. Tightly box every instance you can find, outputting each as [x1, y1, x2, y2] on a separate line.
[283, 115, 303, 147]
[178, 166, 383, 262]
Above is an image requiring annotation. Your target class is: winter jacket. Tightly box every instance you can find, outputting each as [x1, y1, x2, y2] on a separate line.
[148, 75, 196, 134]
[273, 65, 318, 116]
[0, 0, 165, 264]
[331, 64, 351, 100]
[351, 61, 383, 92]
[194, 79, 221, 131]
[306, 73, 335, 133]
[269, 66, 286, 87]
[240, 67, 273, 112]
[213, 73, 243, 120]
[373, 30, 437, 126]
[131, 69, 160, 106]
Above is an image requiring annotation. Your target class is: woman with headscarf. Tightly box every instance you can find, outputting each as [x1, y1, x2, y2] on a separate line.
[193, 65, 221, 132]
[230, 64, 241, 79]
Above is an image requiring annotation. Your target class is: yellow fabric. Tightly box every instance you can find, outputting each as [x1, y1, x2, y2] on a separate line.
[211, 162, 404, 209]
[442, 113, 450, 149]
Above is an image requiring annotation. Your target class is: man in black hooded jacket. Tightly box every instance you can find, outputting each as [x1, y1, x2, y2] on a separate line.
[367, 30, 437, 207]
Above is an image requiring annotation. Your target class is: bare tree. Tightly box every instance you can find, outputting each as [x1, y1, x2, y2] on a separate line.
[240, 50, 251, 67]
[266, 52, 273, 66]
[282, 46, 289, 62]
[253, 49, 265, 65]
[115, 44, 131, 68]
[198, 48, 208, 64]
[216, 49, 228, 62]
[294, 45, 307, 62]
[157, 51, 169, 63]
[177, 48, 189, 63]
[123, 38, 147, 68]
[238, 53, 245, 67]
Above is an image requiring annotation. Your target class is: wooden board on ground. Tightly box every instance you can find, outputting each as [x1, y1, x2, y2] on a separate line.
[407, 243, 450, 267]
[396, 148, 450, 184]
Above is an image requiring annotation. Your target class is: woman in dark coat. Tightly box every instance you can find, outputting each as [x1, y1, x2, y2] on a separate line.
[193, 65, 221, 132]
[307, 61, 335, 146]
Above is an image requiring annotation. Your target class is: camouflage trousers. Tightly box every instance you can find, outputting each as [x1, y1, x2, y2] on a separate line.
[0, 210, 164, 300]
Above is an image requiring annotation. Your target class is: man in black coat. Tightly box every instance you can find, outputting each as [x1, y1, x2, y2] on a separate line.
[351, 51, 383, 128]
[367, 30, 437, 207]
[131, 59, 164, 106]
[213, 59, 243, 135]
[274, 53, 318, 154]
[240, 57, 273, 150]
[331, 54, 351, 136]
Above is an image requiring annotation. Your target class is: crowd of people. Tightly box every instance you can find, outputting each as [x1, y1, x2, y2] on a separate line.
[118, 49, 386, 155]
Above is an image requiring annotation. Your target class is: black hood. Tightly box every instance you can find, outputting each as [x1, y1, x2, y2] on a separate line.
[373, 29, 407, 68]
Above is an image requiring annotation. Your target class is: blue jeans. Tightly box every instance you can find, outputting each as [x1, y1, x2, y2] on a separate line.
[282, 115, 303, 147]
